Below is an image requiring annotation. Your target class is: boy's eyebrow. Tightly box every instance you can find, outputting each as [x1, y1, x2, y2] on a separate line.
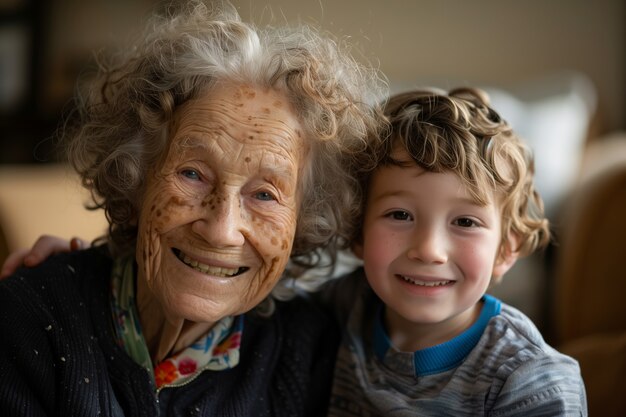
[373, 188, 487, 207]
[370, 189, 411, 201]
[453, 196, 487, 207]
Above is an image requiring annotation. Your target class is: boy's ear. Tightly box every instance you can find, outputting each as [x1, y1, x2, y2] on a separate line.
[492, 234, 520, 279]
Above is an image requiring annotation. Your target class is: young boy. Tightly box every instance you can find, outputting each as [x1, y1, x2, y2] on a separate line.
[326, 88, 587, 416]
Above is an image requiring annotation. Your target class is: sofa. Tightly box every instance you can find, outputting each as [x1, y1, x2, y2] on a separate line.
[552, 134, 626, 417]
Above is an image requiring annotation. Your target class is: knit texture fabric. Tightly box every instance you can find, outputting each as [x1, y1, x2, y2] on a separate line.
[0, 246, 340, 417]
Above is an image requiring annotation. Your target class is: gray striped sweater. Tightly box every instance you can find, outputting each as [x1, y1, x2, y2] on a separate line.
[324, 269, 587, 417]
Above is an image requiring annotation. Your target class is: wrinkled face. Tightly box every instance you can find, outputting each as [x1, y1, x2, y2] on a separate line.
[355, 149, 515, 348]
[136, 83, 305, 323]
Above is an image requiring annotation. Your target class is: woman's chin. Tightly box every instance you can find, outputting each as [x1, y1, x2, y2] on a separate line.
[162, 293, 239, 323]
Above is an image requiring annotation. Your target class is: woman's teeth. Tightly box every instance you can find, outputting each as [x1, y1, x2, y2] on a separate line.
[177, 252, 241, 277]
[400, 275, 451, 287]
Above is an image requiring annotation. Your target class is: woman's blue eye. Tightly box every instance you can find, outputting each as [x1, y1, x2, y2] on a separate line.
[389, 211, 411, 221]
[255, 191, 275, 201]
[181, 169, 200, 180]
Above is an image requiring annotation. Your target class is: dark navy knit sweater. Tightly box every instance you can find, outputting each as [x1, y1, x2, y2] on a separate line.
[0, 247, 339, 417]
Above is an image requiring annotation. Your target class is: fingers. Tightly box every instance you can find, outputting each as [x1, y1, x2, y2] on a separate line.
[29, 235, 77, 264]
[70, 237, 87, 251]
[0, 248, 31, 279]
[0, 235, 84, 279]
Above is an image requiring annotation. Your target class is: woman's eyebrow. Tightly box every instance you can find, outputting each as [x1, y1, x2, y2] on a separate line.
[174, 136, 297, 179]
[176, 136, 212, 150]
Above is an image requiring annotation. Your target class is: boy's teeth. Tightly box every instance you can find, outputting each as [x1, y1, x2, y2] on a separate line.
[401, 275, 451, 287]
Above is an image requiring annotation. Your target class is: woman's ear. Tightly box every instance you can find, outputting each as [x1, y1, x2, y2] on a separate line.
[492, 234, 520, 279]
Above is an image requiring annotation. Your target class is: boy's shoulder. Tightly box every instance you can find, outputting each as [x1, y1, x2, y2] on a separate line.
[473, 301, 583, 390]
[477, 300, 574, 366]
[488, 301, 545, 345]
[456, 299, 587, 414]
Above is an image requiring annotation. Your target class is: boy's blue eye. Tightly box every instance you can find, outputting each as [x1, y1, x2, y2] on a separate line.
[181, 169, 200, 180]
[255, 191, 275, 201]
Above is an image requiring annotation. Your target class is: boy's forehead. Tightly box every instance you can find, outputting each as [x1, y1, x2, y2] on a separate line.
[381, 155, 499, 207]
[390, 144, 411, 159]
[389, 142, 504, 205]
[387, 146, 418, 167]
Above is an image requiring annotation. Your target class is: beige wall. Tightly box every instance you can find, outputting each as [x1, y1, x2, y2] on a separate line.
[232, 0, 625, 132]
[38, 0, 626, 132]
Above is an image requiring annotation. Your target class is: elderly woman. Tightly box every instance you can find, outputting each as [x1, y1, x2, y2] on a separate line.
[0, 2, 386, 416]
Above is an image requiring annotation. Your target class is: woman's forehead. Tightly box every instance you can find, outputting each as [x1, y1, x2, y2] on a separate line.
[179, 84, 297, 120]
[161, 85, 307, 173]
[172, 85, 304, 140]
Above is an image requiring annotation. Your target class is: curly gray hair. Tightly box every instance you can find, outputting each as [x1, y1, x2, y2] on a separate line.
[64, 1, 387, 299]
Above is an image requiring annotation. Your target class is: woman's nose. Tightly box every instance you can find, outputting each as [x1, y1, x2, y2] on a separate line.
[406, 226, 448, 264]
[191, 193, 246, 247]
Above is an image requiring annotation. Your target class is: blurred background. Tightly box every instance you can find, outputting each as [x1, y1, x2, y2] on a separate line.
[0, 0, 625, 413]
[1, 0, 624, 162]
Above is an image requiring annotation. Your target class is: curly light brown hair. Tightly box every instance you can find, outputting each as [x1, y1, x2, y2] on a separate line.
[353, 87, 549, 273]
[63, 1, 387, 295]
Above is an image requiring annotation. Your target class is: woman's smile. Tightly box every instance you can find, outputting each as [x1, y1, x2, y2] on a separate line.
[172, 248, 249, 277]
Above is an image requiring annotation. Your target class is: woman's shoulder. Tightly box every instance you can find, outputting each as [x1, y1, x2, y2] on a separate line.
[0, 245, 113, 313]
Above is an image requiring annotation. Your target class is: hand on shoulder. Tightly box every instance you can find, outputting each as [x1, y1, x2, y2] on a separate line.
[0, 235, 85, 279]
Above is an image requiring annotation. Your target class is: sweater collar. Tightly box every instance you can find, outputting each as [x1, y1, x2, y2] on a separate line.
[373, 294, 501, 377]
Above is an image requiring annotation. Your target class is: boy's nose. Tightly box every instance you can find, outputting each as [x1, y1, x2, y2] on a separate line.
[406, 226, 448, 264]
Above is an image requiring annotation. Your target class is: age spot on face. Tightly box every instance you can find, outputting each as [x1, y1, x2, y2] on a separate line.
[168, 196, 192, 208]
[202, 196, 214, 208]
[245, 157, 251, 163]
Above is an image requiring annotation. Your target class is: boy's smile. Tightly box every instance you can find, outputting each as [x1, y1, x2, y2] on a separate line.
[354, 149, 517, 351]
